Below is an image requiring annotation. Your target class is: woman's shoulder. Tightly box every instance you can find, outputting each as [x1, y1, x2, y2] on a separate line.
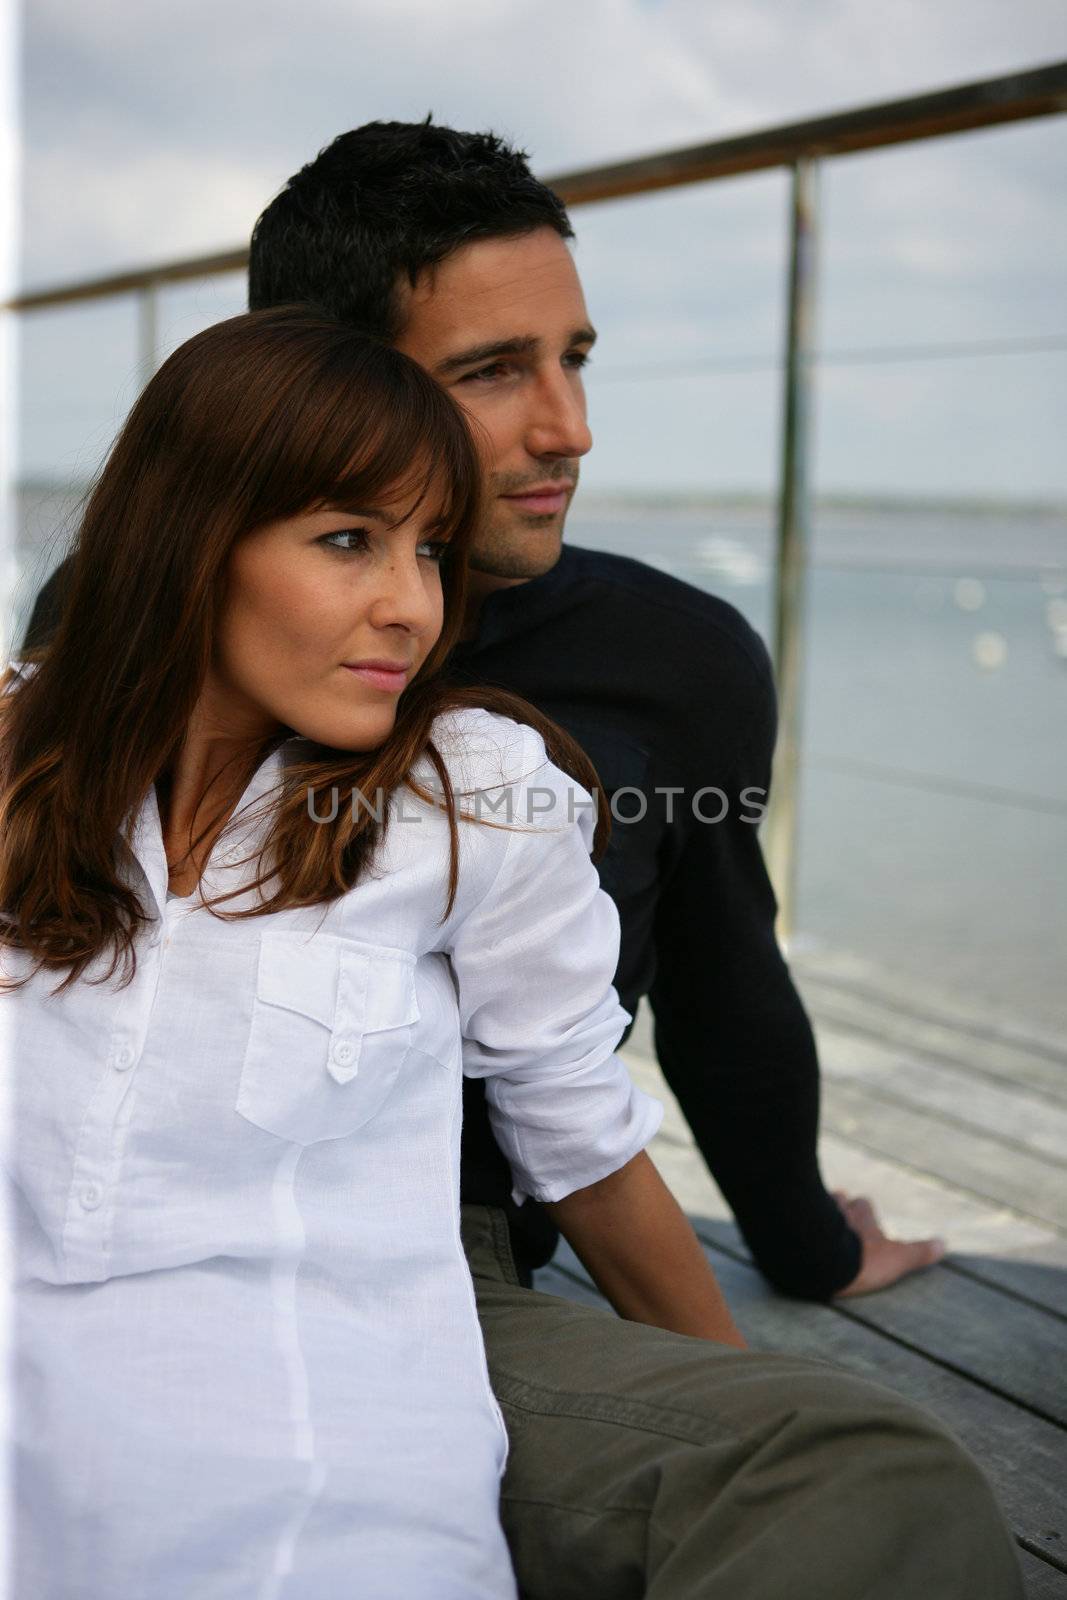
[413, 705, 594, 850]
[420, 705, 550, 797]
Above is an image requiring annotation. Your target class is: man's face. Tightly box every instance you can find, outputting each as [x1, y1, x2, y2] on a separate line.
[394, 228, 594, 581]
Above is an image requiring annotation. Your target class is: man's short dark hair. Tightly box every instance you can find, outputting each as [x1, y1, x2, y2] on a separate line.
[248, 117, 574, 340]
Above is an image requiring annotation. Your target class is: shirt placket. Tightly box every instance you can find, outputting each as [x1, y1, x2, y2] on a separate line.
[59, 783, 175, 1284]
[59, 751, 287, 1283]
[59, 927, 164, 1282]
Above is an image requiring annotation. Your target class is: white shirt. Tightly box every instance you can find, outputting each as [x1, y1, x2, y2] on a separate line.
[3, 705, 662, 1600]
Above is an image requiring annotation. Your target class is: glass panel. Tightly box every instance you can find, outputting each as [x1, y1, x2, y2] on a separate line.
[9, 273, 247, 650]
[12, 296, 139, 650]
[797, 542, 1067, 1038]
[153, 272, 246, 364]
[795, 123, 1067, 1037]
[567, 170, 787, 644]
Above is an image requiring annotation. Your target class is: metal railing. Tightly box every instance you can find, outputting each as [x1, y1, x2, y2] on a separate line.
[7, 60, 1067, 932]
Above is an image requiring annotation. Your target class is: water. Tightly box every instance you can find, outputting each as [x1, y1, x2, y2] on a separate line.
[568, 499, 1067, 1040]
[9, 487, 1067, 1038]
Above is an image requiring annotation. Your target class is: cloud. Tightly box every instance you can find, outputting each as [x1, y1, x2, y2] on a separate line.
[12, 0, 1067, 494]
[19, 0, 726, 280]
[661, 0, 1067, 122]
[24, 144, 270, 282]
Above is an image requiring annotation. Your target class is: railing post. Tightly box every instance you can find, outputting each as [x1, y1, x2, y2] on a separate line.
[138, 279, 160, 385]
[765, 157, 820, 946]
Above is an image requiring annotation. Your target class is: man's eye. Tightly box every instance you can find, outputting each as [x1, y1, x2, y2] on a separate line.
[459, 361, 511, 384]
[565, 350, 592, 371]
[320, 528, 370, 553]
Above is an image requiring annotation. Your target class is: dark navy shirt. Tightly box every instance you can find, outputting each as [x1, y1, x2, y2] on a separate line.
[446, 542, 861, 1299]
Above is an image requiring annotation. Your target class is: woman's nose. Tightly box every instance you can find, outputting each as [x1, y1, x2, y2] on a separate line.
[367, 552, 441, 636]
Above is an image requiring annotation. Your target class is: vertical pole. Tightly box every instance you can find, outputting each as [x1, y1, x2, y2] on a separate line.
[764, 157, 819, 946]
[138, 280, 159, 386]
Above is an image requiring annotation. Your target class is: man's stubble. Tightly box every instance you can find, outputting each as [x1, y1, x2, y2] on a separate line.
[469, 463, 581, 581]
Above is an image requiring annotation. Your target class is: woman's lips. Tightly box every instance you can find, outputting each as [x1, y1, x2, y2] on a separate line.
[342, 663, 411, 692]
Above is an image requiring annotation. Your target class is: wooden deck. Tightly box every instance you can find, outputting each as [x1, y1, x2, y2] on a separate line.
[534, 952, 1067, 1597]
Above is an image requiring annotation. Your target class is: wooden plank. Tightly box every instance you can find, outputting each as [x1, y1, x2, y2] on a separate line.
[622, 1041, 1067, 1319]
[648, 1121, 1067, 1423]
[693, 1211, 1067, 1426]
[794, 955, 1067, 1105]
[538, 1242, 1067, 1572]
[630, 954, 1067, 1109]
[808, 986, 1067, 1107]
[792, 946, 1067, 1061]
[821, 1079, 1067, 1230]
[815, 1132, 1067, 1320]
[1020, 1548, 1067, 1599]
[815, 1020, 1067, 1163]
[950, 1250, 1067, 1322]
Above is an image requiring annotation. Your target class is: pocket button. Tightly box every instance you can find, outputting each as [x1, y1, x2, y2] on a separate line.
[330, 1037, 357, 1079]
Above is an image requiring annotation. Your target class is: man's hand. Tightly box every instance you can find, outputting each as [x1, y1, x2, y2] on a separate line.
[832, 1192, 946, 1298]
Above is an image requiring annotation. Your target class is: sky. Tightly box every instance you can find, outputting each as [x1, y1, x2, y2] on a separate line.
[10, 0, 1067, 498]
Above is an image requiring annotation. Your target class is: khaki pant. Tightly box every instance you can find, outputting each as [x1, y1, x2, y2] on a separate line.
[461, 1204, 1024, 1600]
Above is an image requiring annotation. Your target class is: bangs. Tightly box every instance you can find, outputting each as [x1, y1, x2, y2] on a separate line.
[325, 448, 469, 544]
[238, 325, 482, 551]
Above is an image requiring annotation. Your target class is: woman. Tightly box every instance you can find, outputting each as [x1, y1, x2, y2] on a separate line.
[1, 308, 740, 1599]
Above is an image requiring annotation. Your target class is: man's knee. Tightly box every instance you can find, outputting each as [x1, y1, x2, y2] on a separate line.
[497, 1355, 1023, 1600]
[679, 1369, 1023, 1600]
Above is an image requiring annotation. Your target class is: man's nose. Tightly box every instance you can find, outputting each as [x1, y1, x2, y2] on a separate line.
[524, 368, 593, 460]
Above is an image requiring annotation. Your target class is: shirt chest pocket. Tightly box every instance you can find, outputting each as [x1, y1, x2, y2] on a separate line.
[236, 932, 420, 1145]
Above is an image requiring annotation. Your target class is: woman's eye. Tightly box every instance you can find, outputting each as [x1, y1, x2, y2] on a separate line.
[416, 540, 450, 563]
[321, 528, 370, 554]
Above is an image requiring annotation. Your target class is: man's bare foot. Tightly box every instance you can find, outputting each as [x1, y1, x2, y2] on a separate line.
[833, 1191, 946, 1297]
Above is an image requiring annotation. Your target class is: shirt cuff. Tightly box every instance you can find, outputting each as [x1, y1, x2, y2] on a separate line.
[485, 1053, 664, 1207]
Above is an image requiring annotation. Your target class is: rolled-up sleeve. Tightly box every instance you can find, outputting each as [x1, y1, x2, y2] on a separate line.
[447, 726, 663, 1205]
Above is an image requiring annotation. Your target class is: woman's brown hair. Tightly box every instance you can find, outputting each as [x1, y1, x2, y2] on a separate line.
[0, 307, 607, 988]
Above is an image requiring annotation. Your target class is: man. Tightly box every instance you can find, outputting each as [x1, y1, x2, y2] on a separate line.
[25, 121, 1021, 1597]
[246, 118, 944, 1304]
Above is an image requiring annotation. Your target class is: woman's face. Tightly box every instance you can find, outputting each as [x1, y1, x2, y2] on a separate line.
[208, 497, 449, 751]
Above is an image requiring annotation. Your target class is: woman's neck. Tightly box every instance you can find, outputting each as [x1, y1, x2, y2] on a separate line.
[158, 688, 281, 895]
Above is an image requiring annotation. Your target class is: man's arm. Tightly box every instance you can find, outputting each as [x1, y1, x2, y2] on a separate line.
[650, 809, 861, 1299]
[546, 1150, 745, 1346]
[649, 624, 940, 1300]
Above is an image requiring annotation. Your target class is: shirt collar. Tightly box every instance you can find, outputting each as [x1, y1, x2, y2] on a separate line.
[122, 739, 297, 918]
[454, 543, 590, 658]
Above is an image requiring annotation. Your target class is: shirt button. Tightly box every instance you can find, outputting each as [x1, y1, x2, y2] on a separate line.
[113, 1046, 135, 1072]
[331, 1040, 355, 1067]
[80, 1183, 102, 1211]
